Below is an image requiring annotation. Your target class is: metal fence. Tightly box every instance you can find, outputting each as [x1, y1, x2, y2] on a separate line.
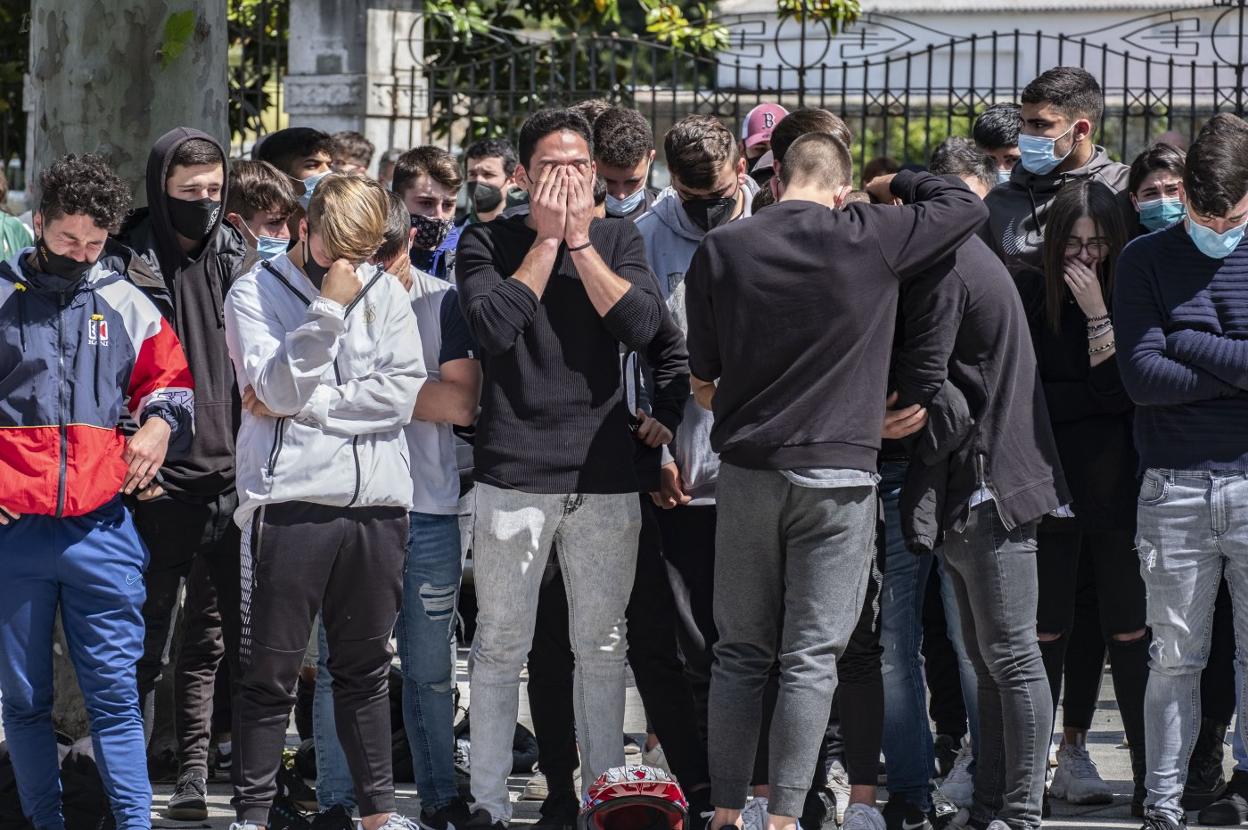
[399, 1, 1248, 168]
[227, 0, 288, 156]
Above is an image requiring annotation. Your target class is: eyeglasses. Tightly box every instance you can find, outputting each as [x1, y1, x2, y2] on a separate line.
[1064, 238, 1111, 258]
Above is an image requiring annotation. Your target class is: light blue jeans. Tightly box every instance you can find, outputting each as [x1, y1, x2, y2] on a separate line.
[1138, 470, 1248, 821]
[315, 512, 464, 813]
[878, 462, 980, 810]
[468, 484, 641, 824]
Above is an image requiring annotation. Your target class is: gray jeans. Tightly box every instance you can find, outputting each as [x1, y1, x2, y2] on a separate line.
[1137, 470, 1248, 822]
[467, 483, 641, 824]
[941, 502, 1050, 830]
[708, 463, 877, 819]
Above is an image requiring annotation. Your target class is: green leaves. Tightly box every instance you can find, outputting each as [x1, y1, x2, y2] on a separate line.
[776, 0, 859, 34]
[160, 9, 197, 69]
[639, 0, 728, 53]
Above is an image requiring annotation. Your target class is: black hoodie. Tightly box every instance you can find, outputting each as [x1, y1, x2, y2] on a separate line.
[115, 127, 256, 500]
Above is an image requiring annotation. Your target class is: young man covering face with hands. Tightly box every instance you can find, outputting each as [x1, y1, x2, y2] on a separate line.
[455, 108, 668, 830]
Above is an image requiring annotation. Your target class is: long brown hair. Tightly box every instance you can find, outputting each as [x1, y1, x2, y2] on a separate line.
[1041, 180, 1129, 333]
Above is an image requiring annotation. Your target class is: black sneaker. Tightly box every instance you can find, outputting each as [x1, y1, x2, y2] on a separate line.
[309, 805, 355, 830]
[933, 734, 962, 779]
[533, 792, 579, 830]
[1200, 769, 1248, 826]
[882, 796, 931, 830]
[421, 799, 473, 830]
[165, 770, 208, 820]
[801, 785, 838, 830]
[1140, 812, 1187, 830]
[464, 809, 508, 830]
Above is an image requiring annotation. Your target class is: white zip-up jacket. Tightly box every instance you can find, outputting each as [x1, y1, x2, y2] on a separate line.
[223, 252, 426, 528]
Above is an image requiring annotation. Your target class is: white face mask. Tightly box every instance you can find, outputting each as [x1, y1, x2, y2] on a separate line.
[605, 187, 647, 217]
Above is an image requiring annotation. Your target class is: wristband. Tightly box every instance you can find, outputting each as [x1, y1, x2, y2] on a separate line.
[1086, 312, 1110, 323]
[567, 240, 593, 252]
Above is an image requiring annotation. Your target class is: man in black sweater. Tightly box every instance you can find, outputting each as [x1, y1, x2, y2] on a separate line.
[890, 199, 1069, 830]
[684, 133, 987, 830]
[456, 109, 666, 830]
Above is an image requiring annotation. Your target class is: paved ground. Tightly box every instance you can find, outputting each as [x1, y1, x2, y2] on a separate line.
[139, 654, 1214, 829]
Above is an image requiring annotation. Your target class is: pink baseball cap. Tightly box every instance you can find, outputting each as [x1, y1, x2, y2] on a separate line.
[740, 103, 789, 149]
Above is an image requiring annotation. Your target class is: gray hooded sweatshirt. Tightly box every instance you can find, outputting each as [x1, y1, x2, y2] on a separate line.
[984, 145, 1132, 280]
[634, 179, 759, 504]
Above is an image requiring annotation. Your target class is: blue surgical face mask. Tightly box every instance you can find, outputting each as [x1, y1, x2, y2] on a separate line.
[256, 235, 289, 260]
[605, 185, 647, 218]
[996, 168, 1012, 185]
[1018, 124, 1075, 176]
[297, 171, 329, 211]
[1137, 197, 1186, 233]
[1187, 215, 1247, 259]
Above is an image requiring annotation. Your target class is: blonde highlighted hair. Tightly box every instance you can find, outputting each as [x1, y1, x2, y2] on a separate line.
[306, 174, 389, 263]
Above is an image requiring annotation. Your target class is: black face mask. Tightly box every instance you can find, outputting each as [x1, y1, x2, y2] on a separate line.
[682, 190, 739, 232]
[411, 213, 452, 250]
[167, 195, 221, 242]
[467, 181, 504, 214]
[303, 238, 330, 289]
[34, 237, 94, 292]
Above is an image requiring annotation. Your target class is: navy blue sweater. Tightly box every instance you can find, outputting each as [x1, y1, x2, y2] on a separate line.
[1114, 223, 1248, 472]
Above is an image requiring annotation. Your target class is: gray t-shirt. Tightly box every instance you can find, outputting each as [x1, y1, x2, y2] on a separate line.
[404, 269, 478, 515]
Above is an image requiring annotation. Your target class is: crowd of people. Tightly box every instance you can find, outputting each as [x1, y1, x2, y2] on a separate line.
[1, 63, 1248, 830]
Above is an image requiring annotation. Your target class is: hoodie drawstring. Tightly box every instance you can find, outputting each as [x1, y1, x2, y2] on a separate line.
[1026, 185, 1041, 232]
[91, 293, 102, 409]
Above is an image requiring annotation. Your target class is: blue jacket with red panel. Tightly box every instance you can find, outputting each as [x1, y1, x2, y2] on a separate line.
[0, 248, 195, 517]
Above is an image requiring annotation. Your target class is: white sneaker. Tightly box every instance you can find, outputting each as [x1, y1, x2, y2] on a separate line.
[362, 815, 421, 830]
[826, 759, 851, 823]
[840, 803, 885, 830]
[940, 741, 975, 809]
[229, 825, 261, 830]
[985, 822, 1010, 830]
[1048, 742, 1113, 805]
[742, 796, 769, 830]
[642, 743, 672, 774]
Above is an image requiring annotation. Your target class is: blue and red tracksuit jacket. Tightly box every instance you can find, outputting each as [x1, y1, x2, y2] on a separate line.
[0, 249, 195, 517]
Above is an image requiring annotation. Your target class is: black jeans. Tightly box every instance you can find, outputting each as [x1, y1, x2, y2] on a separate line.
[527, 498, 710, 799]
[942, 504, 1051, 830]
[232, 502, 407, 824]
[1034, 526, 1148, 789]
[132, 491, 241, 753]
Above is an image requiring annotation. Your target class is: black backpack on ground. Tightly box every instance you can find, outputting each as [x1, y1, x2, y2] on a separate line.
[0, 735, 115, 830]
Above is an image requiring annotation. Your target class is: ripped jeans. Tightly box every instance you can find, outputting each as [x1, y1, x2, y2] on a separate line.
[315, 511, 463, 814]
[1137, 470, 1248, 822]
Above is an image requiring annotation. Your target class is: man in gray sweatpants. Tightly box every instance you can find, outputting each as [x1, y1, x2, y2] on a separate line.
[683, 133, 989, 830]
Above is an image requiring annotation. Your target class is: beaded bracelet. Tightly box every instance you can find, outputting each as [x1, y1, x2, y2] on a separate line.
[1086, 312, 1110, 323]
[1088, 339, 1116, 355]
[1087, 321, 1114, 338]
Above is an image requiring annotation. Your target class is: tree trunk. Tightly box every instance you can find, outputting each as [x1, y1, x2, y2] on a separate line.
[25, 0, 228, 207]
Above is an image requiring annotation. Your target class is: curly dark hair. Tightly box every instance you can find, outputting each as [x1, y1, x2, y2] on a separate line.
[593, 107, 654, 169]
[39, 153, 132, 229]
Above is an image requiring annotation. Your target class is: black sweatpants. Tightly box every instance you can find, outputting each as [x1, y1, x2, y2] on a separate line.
[527, 498, 710, 800]
[133, 491, 242, 749]
[232, 501, 408, 823]
[175, 551, 234, 777]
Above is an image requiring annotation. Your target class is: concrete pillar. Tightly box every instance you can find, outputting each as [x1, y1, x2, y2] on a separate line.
[284, 0, 426, 173]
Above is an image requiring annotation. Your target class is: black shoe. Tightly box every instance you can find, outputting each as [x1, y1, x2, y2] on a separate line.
[165, 770, 208, 820]
[465, 809, 508, 830]
[802, 785, 838, 830]
[310, 805, 355, 830]
[212, 743, 233, 779]
[881, 797, 932, 830]
[421, 799, 474, 830]
[270, 799, 314, 830]
[933, 734, 962, 779]
[1141, 812, 1187, 830]
[1200, 769, 1248, 826]
[1182, 717, 1229, 810]
[533, 792, 579, 830]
